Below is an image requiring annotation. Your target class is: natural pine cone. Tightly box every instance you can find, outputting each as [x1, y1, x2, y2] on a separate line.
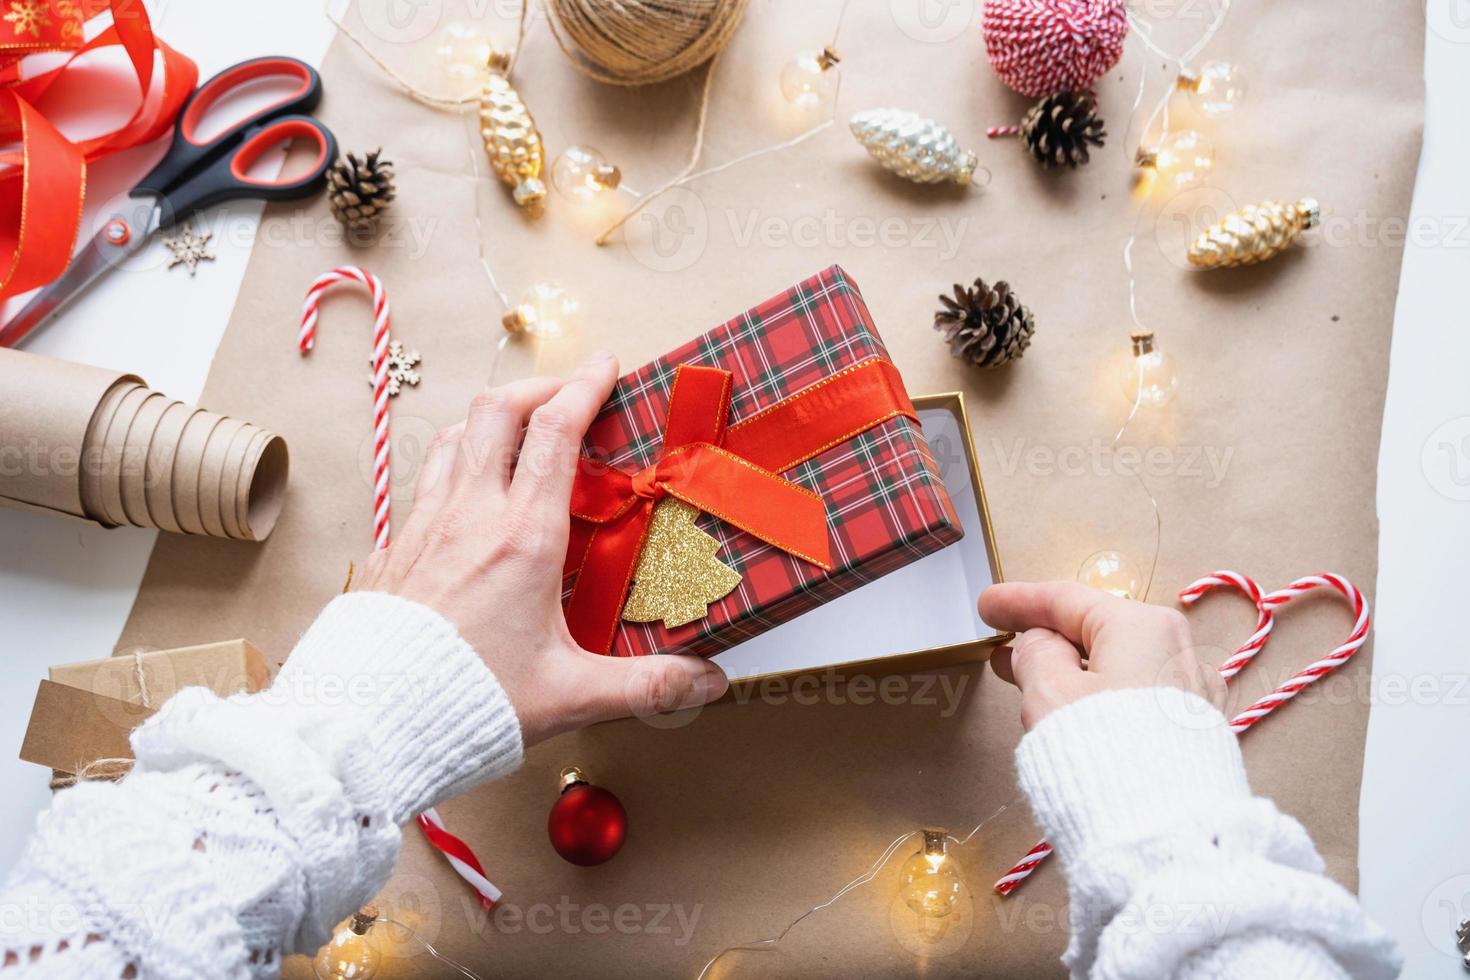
[1020, 92, 1106, 169]
[935, 278, 1035, 369]
[327, 149, 396, 234]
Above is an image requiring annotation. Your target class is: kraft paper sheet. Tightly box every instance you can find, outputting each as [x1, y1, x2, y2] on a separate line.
[118, 0, 1423, 974]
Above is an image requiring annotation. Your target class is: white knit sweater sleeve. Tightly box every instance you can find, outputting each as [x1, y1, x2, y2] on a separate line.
[1015, 687, 1401, 980]
[0, 592, 523, 980]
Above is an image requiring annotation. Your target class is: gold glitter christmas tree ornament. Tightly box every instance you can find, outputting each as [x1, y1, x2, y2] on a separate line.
[479, 48, 546, 209]
[622, 499, 742, 629]
[1187, 198, 1320, 270]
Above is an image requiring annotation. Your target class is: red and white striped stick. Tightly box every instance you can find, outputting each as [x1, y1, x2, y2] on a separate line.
[1232, 574, 1370, 735]
[419, 808, 503, 909]
[300, 266, 500, 910]
[299, 265, 393, 552]
[984, 89, 1099, 141]
[992, 571, 1370, 897]
[1180, 570, 1275, 680]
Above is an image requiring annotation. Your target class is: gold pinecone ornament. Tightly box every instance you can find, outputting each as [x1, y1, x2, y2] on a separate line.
[935, 278, 1035, 369]
[1020, 92, 1106, 169]
[327, 149, 396, 234]
[849, 108, 979, 185]
[480, 50, 546, 209]
[1187, 198, 1320, 269]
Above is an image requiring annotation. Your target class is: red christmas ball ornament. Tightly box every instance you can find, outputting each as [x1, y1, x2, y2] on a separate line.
[548, 766, 627, 866]
[982, 0, 1129, 98]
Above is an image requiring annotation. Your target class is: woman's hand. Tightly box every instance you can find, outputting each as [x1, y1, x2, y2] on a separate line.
[979, 581, 1225, 730]
[354, 352, 730, 746]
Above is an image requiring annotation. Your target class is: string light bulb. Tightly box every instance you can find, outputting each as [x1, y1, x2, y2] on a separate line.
[433, 20, 494, 89]
[1077, 550, 1143, 599]
[551, 145, 622, 204]
[779, 47, 841, 111]
[502, 281, 581, 338]
[1122, 331, 1179, 407]
[896, 829, 964, 918]
[1135, 129, 1215, 191]
[1177, 62, 1247, 116]
[313, 906, 381, 980]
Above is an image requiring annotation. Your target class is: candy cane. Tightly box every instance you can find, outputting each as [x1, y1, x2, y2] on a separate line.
[1180, 570, 1275, 680]
[993, 840, 1055, 896]
[299, 266, 393, 551]
[300, 266, 500, 910]
[419, 808, 502, 909]
[1232, 574, 1370, 735]
[993, 571, 1368, 896]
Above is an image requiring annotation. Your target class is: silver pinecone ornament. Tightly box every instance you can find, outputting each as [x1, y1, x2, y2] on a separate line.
[849, 108, 979, 185]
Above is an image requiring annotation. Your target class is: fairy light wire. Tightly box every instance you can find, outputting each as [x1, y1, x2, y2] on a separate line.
[377, 916, 485, 980]
[1112, 0, 1232, 601]
[951, 800, 1015, 847]
[694, 801, 1014, 980]
[594, 0, 855, 245]
[326, 0, 531, 107]
[329, 0, 859, 251]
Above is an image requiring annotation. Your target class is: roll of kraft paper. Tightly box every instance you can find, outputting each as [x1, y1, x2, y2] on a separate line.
[0, 348, 288, 541]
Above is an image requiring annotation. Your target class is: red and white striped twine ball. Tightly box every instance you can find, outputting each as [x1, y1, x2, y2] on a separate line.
[982, 0, 1129, 98]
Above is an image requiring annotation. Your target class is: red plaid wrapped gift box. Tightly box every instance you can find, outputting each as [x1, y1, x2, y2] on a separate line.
[566, 265, 963, 658]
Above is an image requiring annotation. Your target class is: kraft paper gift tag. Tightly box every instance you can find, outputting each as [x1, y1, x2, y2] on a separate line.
[20, 639, 272, 776]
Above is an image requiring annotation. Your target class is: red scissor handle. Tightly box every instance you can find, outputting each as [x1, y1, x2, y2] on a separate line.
[152, 115, 338, 224]
[180, 56, 316, 146]
[133, 55, 324, 202]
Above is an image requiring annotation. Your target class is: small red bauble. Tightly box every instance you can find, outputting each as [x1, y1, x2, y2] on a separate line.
[548, 766, 627, 866]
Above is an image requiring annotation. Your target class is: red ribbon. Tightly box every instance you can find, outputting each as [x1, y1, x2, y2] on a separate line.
[0, 0, 197, 301]
[563, 355, 917, 655]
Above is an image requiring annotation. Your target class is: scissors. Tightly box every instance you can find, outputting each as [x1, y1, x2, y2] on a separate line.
[0, 55, 337, 348]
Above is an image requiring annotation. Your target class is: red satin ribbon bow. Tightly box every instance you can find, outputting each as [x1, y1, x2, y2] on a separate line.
[563, 356, 917, 654]
[1, 0, 197, 301]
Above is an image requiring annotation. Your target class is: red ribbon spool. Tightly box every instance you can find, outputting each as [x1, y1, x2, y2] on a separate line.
[0, 0, 197, 302]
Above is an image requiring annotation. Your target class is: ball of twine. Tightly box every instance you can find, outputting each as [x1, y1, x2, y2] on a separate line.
[982, 0, 1129, 98]
[545, 0, 751, 86]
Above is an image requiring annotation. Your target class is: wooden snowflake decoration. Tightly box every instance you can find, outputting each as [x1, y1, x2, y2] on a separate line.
[3, 0, 50, 37]
[369, 340, 422, 396]
[162, 223, 215, 276]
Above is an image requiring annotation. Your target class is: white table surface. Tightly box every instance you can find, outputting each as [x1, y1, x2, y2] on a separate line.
[1, 2, 1465, 975]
